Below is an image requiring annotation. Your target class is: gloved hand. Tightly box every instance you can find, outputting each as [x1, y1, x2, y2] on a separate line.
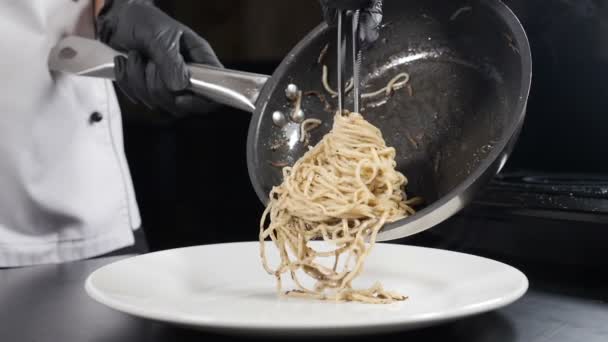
[319, 0, 383, 44]
[97, 0, 223, 117]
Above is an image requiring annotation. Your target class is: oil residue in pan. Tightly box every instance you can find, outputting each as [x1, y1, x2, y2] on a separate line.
[352, 48, 508, 200]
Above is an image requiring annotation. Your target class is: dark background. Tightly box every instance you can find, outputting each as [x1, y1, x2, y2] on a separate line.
[119, 1, 608, 263]
[120, 1, 324, 251]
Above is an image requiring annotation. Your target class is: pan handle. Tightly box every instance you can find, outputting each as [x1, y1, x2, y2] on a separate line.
[48, 36, 269, 113]
[187, 64, 269, 113]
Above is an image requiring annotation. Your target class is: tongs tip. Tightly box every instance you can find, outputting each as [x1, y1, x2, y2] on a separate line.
[336, 10, 362, 115]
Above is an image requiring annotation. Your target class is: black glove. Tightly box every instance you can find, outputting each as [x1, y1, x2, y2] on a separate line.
[97, 0, 222, 117]
[319, 0, 383, 44]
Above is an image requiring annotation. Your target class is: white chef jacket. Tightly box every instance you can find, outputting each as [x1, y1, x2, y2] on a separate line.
[0, 0, 141, 267]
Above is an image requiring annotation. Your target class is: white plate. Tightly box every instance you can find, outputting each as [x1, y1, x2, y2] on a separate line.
[85, 242, 528, 336]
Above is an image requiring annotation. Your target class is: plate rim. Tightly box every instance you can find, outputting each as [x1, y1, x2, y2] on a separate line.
[85, 241, 529, 333]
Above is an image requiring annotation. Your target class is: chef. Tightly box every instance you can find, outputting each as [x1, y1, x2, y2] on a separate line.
[0, 0, 381, 267]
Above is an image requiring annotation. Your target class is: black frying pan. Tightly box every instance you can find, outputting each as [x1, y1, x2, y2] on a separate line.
[49, 0, 531, 241]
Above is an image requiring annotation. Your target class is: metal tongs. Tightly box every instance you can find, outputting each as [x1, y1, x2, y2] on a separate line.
[336, 10, 362, 114]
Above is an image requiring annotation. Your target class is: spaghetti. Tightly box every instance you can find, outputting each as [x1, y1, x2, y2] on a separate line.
[299, 118, 322, 143]
[322, 65, 410, 100]
[260, 111, 420, 304]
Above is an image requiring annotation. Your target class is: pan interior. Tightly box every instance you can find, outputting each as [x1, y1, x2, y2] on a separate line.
[252, 0, 526, 209]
